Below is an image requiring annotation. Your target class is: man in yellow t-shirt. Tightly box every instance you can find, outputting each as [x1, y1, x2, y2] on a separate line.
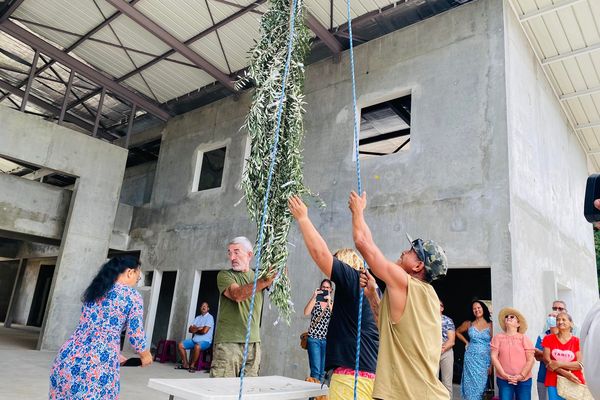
[349, 191, 450, 400]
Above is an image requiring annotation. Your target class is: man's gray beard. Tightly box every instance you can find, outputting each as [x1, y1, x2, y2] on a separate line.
[231, 264, 247, 272]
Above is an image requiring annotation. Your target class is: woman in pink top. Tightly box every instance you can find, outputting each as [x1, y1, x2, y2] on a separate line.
[491, 307, 535, 400]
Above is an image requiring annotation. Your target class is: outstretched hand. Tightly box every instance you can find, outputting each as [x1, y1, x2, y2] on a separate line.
[288, 195, 308, 220]
[348, 191, 367, 214]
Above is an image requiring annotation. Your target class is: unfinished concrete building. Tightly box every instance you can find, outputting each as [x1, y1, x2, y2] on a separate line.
[1, 0, 599, 384]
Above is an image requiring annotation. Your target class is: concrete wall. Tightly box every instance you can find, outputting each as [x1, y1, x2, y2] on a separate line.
[120, 161, 157, 207]
[503, 4, 599, 330]
[128, 0, 510, 378]
[0, 174, 71, 241]
[0, 108, 128, 350]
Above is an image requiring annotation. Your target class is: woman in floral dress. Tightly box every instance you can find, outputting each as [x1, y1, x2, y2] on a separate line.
[49, 256, 152, 399]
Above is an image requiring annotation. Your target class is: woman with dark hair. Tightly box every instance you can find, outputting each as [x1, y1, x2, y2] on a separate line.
[303, 278, 333, 382]
[49, 256, 151, 399]
[456, 299, 493, 400]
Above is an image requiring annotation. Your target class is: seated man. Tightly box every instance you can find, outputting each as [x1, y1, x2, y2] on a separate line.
[177, 301, 214, 371]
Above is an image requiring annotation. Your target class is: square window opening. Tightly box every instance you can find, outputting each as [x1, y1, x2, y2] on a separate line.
[359, 94, 411, 159]
[195, 147, 226, 191]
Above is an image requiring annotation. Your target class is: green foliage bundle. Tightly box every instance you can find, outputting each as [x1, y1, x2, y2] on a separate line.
[239, 0, 311, 323]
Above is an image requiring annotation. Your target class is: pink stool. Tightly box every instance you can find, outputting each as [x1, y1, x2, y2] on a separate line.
[195, 347, 213, 371]
[154, 339, 177, 363]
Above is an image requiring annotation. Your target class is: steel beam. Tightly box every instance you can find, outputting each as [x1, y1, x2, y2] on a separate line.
[0, 78, 97, 132]
[58, 69, 75, 124]
[0, 0, 25, 22]
[305, 12, 342, 58]
[125, 104, 137, 148]
[575, 120, 600, 130]
[65, 0, 265, 111]
[0, 20, 170, 120]
[20, 49, 39, 111]
[105, 0, 235, 91]
[519, 0, 586, 22]
[560, 85, 600, 101]
[542, 42, 600, 65]
[92, 87, 106, 137]
[0, 0, 142, 104]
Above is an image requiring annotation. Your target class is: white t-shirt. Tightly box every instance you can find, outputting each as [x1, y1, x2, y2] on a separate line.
[191, 313, 214, 344]
[581, 300, 600, 399]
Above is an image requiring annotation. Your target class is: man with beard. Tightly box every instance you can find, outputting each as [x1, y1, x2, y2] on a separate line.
[210, 236, 275, 378]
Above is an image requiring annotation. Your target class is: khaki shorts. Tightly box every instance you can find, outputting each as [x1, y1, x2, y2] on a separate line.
[210, 342, 261, 378]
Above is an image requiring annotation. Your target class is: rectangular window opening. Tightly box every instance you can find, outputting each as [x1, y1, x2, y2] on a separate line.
[196, 147, 226, 192]
[359, 94, 411, 159]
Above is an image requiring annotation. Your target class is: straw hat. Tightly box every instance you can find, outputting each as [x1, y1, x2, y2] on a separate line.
[498, 307, 528, 334]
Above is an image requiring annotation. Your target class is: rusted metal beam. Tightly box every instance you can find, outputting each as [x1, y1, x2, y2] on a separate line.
[65, 0, 266, 111]
[0, 19, 171, 121]
[305, 12, 342, 57]
[20, 49, 39, 111]
[105, 0, 235, 91]
[0, 0, 25, 22]
[58, 69, 75, 125]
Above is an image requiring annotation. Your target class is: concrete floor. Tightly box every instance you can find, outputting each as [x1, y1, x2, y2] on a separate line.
[0, 325, 208, 400]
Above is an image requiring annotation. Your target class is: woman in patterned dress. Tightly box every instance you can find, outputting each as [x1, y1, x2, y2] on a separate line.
[457, 299, 493, 400]
[303, 279, 333, 382]
[49, 256, 152, 399]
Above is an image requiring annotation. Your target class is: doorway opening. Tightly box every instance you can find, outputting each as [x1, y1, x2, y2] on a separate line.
[27, 264, 55, 327]
[432, 267, 492, 384]
[150, 270, 177, 348]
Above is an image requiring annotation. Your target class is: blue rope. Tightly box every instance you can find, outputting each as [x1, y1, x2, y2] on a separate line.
[237, 1, 300, 399]
[346, 0, 366, 399]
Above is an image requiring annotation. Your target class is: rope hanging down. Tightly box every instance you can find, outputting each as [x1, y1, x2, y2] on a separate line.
[237, 0, 301, 398]
[345, 0, 367, 398]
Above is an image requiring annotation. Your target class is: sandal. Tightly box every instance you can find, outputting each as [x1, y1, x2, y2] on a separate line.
[188, 368, 196, 373]
[174, 364, 189, 370]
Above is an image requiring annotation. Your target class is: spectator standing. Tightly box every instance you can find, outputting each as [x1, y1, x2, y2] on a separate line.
[303, 279, 333, 382]
[440, 300, 456, 395]
[490, 307, 535, 400]
[456, 299, 493, 400]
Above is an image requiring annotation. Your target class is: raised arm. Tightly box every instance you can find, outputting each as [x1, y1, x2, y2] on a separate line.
[348, 191, 407, 289]
[303, 288, 319, 316]
[288, 195, 333, 278]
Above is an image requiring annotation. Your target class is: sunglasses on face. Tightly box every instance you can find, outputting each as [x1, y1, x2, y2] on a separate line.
[552, 306, 565, 311]
[411, 239, 426, 262]
[505, 315, 518, 321]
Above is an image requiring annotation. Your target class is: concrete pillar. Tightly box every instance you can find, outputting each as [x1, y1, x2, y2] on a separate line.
[4, 258, 27, 328]
[0, 108, 128, 350]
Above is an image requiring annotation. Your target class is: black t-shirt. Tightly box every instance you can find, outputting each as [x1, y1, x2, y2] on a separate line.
[325, 258, 379, 373]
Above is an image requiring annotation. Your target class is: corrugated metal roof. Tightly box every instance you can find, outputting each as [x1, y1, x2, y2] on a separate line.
[0, 0, 471, 138]
[508, 0, 600, 170]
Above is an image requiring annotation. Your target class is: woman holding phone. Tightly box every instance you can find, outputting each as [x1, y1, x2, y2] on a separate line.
[303, 279, 333, 382]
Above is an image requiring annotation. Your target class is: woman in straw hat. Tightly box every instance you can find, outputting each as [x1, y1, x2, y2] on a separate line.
[490, 307, 535, 400]
[542, 311, 585, 400]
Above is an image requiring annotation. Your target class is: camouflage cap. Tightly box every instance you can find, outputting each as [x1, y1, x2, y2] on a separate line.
[406, 233, 448, 282]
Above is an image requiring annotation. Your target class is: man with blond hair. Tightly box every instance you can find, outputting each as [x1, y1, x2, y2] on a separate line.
[289, 195, 379, 400]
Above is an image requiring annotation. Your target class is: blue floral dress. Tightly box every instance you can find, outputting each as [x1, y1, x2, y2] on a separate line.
[461, 325, 491, 400]
[49, 283, 147, 399]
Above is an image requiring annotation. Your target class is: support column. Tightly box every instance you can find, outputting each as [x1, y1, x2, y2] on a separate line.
[4, 258, 27, 328]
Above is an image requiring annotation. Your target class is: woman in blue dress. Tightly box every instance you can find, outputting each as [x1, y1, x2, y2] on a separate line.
[456, 299, 493, 400]
[49, 256, 152, 399]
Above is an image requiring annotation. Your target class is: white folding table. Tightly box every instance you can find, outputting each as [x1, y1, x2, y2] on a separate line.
[148, 375, 329, 400]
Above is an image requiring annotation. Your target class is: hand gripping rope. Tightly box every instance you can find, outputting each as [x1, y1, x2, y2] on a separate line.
[237, 0, 300, 398]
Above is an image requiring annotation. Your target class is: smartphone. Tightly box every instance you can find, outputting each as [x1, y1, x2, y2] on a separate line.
[316, 289, 329, 302]
[584, 174, 600, 222]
